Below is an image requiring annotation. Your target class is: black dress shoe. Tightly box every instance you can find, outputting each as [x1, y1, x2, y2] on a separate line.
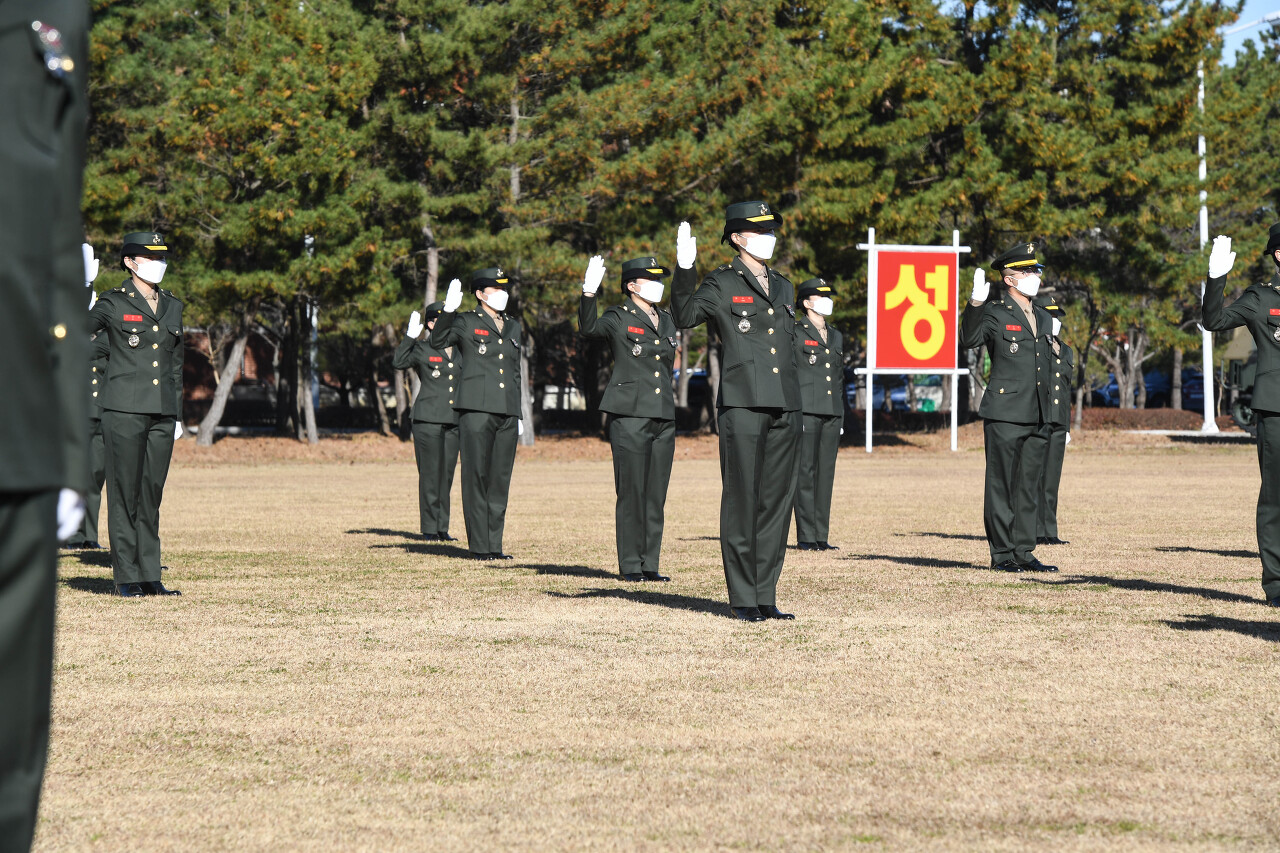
[1021, 558, 1058, 573]
[758, 604, 795, 620]
[83, 540, 103, 550]
[471, 552, 494, 560]
[438, 533, 457, 542]
[1044, 537, 1070, 545]
[796, 542, 819, 551]
[992, 560, 1024, 572]
[116, 583, 147, 598]
[1036, 536, 1050, 546]
[420, 533, 440, 541]
[641, 571, 670, 582]
[620, 573, 645, 582]
[731, 606, 766, 622]
[491, 553, 514, 560]
[818, 541, 840, 551]
[144, 581, 182, 596]
[1266, 596, 1280, 607]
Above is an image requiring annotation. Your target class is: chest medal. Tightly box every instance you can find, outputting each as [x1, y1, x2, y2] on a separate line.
[632, 342, 643, 357]
[127, 334, 140, 348]
[1009, 342, 1019, 354]
[1274, 325, 1280, 342]
[737, 314, 751, 333]
[477, 343, 487, 355]
[808, 353, 817, 365]
[431, 368, 441, 378]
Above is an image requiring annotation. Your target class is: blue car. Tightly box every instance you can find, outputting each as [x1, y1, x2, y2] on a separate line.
[1092, 369, 1204, 410]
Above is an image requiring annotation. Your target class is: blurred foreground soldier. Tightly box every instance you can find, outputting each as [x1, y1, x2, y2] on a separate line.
[88, 232, 185, 597]
[792, 278, 844, 551]
[960, 242, 1058, 573]
[0, 2, 90, 849]
[1202, 230, 1280, 607]
[671, 203, 801, 621]
[1035, 296, 1073, 546]
[579, 255, 677, 582]
[66, 245, 107, 550]
[431, 269, 522, 560]
[394, 302, 460, 542]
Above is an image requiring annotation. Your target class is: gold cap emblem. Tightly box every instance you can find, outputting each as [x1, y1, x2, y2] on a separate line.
[1026, 243, 1034, 254]
[759, 204, 768, 215]
[153, 234, 161, 244]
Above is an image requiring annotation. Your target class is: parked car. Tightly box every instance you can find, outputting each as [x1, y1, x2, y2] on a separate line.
[1091, 369, 1204, 410]
[844, 373, 944, 412]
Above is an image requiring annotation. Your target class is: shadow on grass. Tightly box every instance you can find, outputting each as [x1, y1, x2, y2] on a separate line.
[545, 587, 729, 618]
[60, 548, 112, 568]
[845, 553, 983, 570]
[347, 527, 433, 540]
[894, 531, 986, 542]
[1026, 574, 1260, 605]
[1154, 545, 1259, 560]
[507, 563, 619, 580]
[678, 536, 720, 542]
[369, 541, 476, 559]
[61, 576, 117, 595]
[1162, 614, 1280, 642]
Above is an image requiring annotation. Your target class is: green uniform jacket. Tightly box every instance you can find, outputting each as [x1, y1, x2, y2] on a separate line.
[579, 294, 679, 420]
[1048, 342, 1074, 427]
[393, 335, 460, 425]
[793, 315, 844, 417]
[1204, 273, 1280, 412]
[671, 261, 800, 411]
[88, 282, 184, 418]
[0, 0, 90, 493]
[430, 307, 522, 416]
[90, 332, 108, 413]
[960, 294, 1055, 424]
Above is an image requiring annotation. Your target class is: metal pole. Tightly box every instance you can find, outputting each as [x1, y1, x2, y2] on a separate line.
[1198, 61, 1219, 433]
[865, 227, 876, 453]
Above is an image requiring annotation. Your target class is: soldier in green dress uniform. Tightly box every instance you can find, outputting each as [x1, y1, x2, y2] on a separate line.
[430, 269, 523, 560]
[0, 2, 90, 847]
[394, 301, 460, 541]
[1202, 229, 1280, 607]
[791, 278, 844, 552]
[88, 232, 185, 597]
[65, 332, 109, 549]
[579, 255, 678, 582]
[1035, 296, 1073, 547]
[959, 241, 1058, 573]
[671, 203, 801, 621]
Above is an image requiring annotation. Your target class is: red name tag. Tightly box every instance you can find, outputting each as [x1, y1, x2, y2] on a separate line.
[428, 356, 442, 362]
[1271, 309, 1280, 316]
[627, 326, 646, 334]
[1006, 324, 1022, 331]
[123, 314, 143, 322]
[805, 340, 820, 346]
[474, 329, 489, 335]
[732, 296, 753, 303]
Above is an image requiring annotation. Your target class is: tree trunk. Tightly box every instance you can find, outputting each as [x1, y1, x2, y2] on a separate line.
[676, 330, 691, 407]
[1172, 347, 1184, 410]
[421, 212, 439, 306]
[384, 322, 408, 437]
[519, 334, 535, 446]
[371, 363, 392, 436]
[196, 328, 249, 447]
[298, 297, 318, 444]
[707, 335, 721, 434]
[277, 304, 297, 436]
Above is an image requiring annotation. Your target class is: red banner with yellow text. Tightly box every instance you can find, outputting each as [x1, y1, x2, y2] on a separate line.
[873, 250, 958, 371]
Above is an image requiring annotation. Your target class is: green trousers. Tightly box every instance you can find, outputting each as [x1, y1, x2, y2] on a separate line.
[607, 416, 675, 574]
[1036, 424, 1067, 540]
[718, 407, 801, 608]
[457, 411, 518, 555]
[411, 421, 459, 538]
[1256, 411, 1280, 600]
[983, 420, 1049, 565]
[71, 415, 106, 546]
[794, 413, 841, 543]
[0, 491, 56, 853]
[102, 411, 175, 584]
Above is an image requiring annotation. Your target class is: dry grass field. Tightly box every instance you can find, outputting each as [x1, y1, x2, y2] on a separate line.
[39, 428, 1280, 851]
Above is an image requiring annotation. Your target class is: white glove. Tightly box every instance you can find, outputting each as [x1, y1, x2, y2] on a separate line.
[82, 243, 99, 287]
[56, 489, 85, 542]
[407, 310, 424, 339]
[582, 255, 606, 295]
[840, 428, 844, 435]
[970, 268, 989, 303]
[174, 421, 184, 440]
[1065, 432, 1071, 445]
[443, 279, 463, 313]
[677, 221, 696, 270]
[88, 290, 97, 311]
[1051, 317, 1062, 337]
[1208, 234, 1235, 279]
[518, 419, 524, 437]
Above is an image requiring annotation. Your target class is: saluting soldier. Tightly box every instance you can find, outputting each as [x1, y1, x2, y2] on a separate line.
[671, 203, 801, 621]
[960, 241, 1058, 573]
[791, 278, 844, 552]
[0, 2, 91, 847]
[431, 269, 522, 560]
[1202, 229, 1280, 607]
[579, 254, 678, 582]
[65, 332, 109, 549]
[394, 302, 460, 542]
[1036, 296, 1073, 547]
[88, 232, 185, 597]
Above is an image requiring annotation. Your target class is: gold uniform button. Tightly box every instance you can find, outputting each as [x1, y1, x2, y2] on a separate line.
[153, 361, 159, 367]
[499, 368, 504, 374]
[825, 376, 831, 382]
[827, 390, 832, 395]
[772, 367, 779, 373]
[498, 339, 503, 345]
[449, 387, 454, 392]
[499, 382, 505, 388]
[1056, 358, 1061, 364]
[449, 400, 454, 404]
[92, 367, 97, 373]
[152, 379, 159, 385]
[499, 354, 504, 360]
[1054, 399, 1059, 404]
[654, 339, 659, 344]
[92, 378, 98, 385]
[770, 348, 776, 354]
[825, 349, 830, 354]
[92, 391, 98, 398]
[767, 328, 774, 335]
[768, 308, 774, 315]
[152, 343, 158, 350]
[152, 325, 159, 332]
[448, 374, 453, 379]
[654, 355, 660, 361]
[1054, 385, 1059, 390]
[449, 363, 454, 368]
[654, 388, 661, 394]
[825, 362, 830, 368]
[52, 324, 67, 339]
[654, 371, 660, 377]
[999, 388, 1005, 394]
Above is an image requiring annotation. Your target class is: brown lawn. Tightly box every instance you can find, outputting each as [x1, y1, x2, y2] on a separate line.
[39, 429, 1278, 850]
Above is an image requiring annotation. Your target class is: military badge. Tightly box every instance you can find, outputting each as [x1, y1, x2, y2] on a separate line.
[477, 343, 487, 355]
[431, 368, 441, 378]
[737, 316, 751, 333]
[128, 334, 140, 348]
[1009, 342, 1019, 353]
[808, 353, 817, 365]
[632, 343, 643, 357]
[668, 336, 678, 348]
[1274, 325, 1280, 342]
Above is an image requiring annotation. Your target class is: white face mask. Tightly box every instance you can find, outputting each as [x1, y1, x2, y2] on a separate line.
[131, 258, 167, 285]
[1013, 273, 1041, 298]
[809, 296, 833, 316]
[635, 280, 665, 304]
[737, 232, 776, 261]
[482, 289, 509, 312]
